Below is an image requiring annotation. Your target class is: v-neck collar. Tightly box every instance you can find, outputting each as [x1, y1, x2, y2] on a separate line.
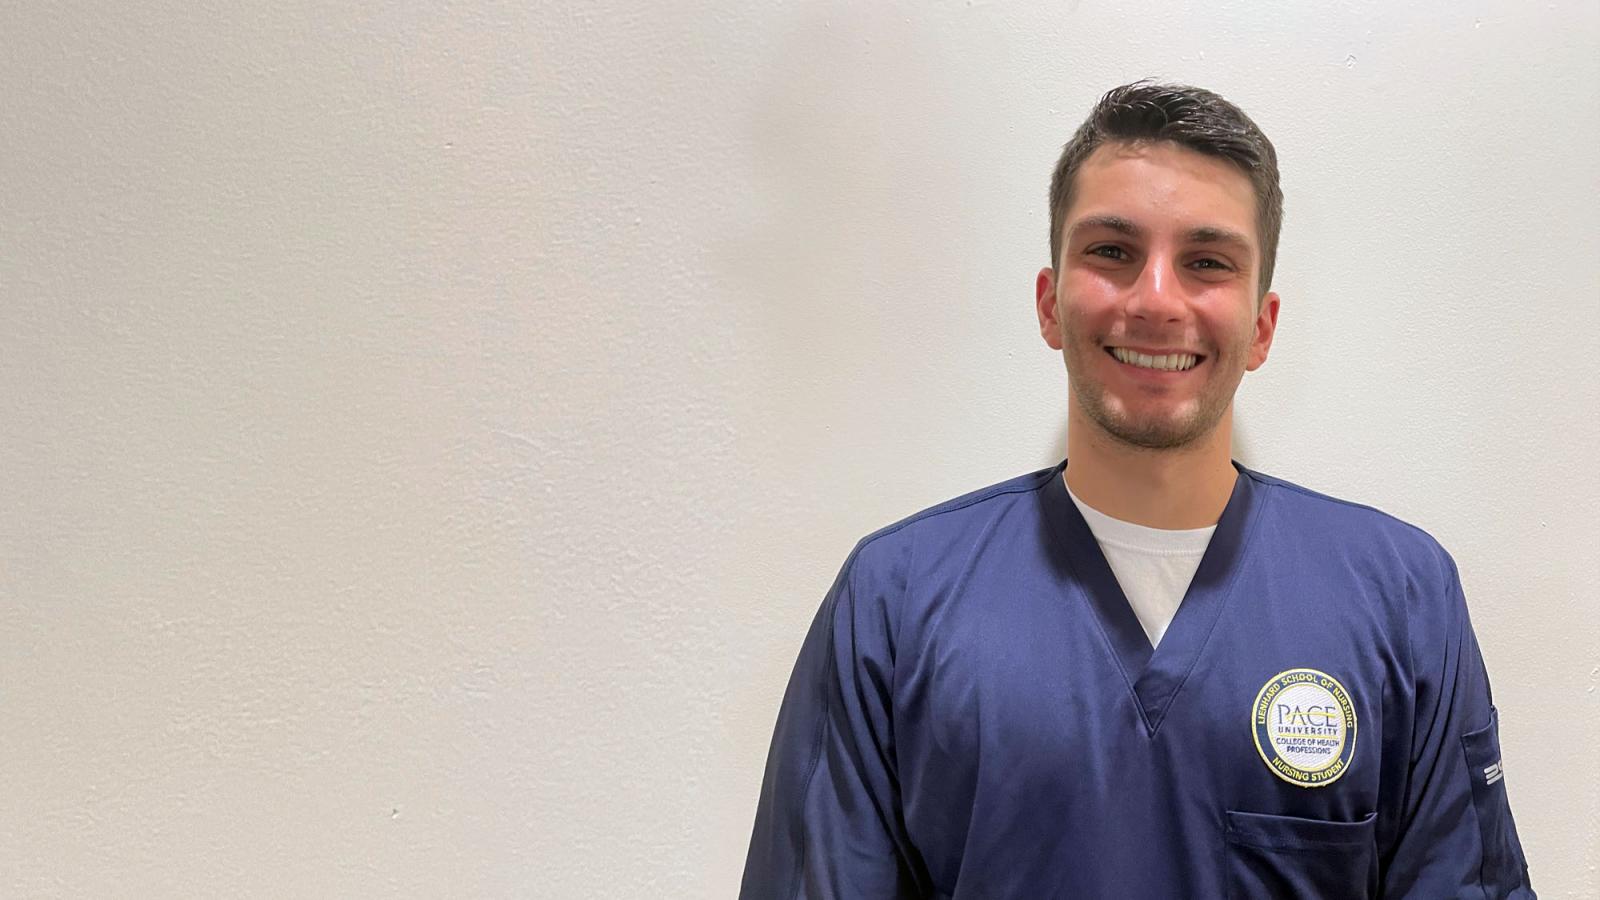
[1040, 458, 1263, 736]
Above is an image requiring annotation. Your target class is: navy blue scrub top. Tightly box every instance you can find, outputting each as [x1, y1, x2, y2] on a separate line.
[741, 460, 1534, 899]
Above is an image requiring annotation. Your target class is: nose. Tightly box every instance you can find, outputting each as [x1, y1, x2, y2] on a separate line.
[1125, 252, 1185, 323]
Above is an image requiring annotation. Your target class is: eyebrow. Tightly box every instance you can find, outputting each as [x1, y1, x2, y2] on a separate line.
[1070, 215, 1254, 254]
[1185, 225, 1254, 254]
[1070, 215, 1143, 239]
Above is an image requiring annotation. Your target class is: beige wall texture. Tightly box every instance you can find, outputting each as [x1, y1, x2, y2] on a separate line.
[2, 0, 1596, 896]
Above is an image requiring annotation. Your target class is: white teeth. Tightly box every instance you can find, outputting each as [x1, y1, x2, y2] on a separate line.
[1111, 347, 1199, 371]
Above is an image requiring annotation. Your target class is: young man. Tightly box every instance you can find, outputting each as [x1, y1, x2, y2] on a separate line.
[741, 82, 1534, 898]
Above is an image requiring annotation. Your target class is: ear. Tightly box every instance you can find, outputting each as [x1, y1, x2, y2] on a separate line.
[1245, 291, 1280, 371]
[1036, 266, 1064, 351]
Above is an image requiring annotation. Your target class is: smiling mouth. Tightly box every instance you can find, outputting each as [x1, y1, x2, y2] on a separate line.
[1106, 347, 1205, 372]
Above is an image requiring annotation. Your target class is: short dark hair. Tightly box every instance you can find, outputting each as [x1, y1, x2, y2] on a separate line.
[1048, 80, 1283, 298]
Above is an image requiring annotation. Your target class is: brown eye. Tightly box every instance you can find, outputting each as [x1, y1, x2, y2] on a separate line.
[1090, 246, 1127, 260]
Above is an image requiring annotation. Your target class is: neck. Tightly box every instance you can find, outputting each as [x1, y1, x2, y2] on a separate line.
[1063, 404, 1239, 529]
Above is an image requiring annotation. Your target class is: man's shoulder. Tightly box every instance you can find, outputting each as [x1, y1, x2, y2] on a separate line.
[844, 464, 1059, 568]
[1243, 466, 1431, 533]
[1241, 466, 1458, 577]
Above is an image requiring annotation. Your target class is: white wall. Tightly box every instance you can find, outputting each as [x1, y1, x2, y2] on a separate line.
[2, 1, 1595, 896]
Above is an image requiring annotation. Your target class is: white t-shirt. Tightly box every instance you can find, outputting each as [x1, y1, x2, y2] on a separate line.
[1064, 480, 1216, 649]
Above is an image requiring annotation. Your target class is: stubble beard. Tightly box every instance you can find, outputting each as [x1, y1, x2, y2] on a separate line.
[1063, 336, 1244, 452]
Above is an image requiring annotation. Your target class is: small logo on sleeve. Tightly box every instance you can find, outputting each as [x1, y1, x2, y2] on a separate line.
[1251, 668, 1358, 788]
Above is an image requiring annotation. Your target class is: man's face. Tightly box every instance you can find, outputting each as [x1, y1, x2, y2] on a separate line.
[1036, 141, 1280, 451]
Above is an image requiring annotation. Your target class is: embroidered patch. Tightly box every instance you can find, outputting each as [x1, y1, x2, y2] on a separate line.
[1251, 668, 1357, 788]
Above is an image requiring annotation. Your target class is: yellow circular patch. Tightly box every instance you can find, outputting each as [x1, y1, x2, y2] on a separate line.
[1251, 668, 1357, 788]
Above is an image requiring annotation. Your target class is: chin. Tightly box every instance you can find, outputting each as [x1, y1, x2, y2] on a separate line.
[1095, 403, 1221, 450]
[1096, 419, 1192, 450]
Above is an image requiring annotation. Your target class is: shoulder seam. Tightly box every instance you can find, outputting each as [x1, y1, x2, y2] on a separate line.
[1239, 469, 1440, 544]
[853, 467, 1059, 554]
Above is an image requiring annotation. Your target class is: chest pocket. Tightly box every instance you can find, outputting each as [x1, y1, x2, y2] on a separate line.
[1223, 809, 1377, 900]
[1461, 707, 1531, 894]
